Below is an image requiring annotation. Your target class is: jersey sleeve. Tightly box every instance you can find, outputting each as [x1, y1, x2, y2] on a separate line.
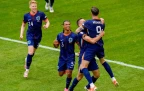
[74, 34, 79, 43]
[83, 21, 90, 29]
[56, 34, 60, 43]
[41, 12, 47, 21]
[23, 14, 27, 23]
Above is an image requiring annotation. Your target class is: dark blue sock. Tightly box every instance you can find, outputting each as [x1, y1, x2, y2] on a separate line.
[66, 77, 72, 89]
[102, 62, 114, 78]
[86, 76, 98, 89]
[69, 78, 79, 91]
[26, 54, 33, 69]
[32, 53, 35, 57]
[82, 68, 92, 84]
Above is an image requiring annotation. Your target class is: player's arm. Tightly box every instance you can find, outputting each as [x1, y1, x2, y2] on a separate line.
[75, 26, 84, 34]
[20, 22, 26, 40]
[100, 18, 104, 24]
[43, 18, 50, 29]
[53, 39, 59, 48]
[82, 30, 105, 44]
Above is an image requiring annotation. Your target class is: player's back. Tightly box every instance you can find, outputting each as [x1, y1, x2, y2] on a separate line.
[83, 19, 105, 46]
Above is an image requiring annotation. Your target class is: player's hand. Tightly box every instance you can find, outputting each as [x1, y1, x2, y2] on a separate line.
[43, 25, 48, 29]
[100, 30, 105, 36]
[20, 35, 23, 40]
[53, 40, 59, 45]
[53, 40, 59, 48]
[100, 18, 104, 24]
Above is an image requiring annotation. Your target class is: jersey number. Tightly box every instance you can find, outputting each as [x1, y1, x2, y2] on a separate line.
[61, 42, 64, 47]
[28, 21, 33, 26]
[96, 26, 102, 34]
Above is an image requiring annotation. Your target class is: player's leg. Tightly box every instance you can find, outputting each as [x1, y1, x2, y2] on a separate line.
[64, 60, 75, 91]
[100, 58, 119, 86]
[97, 46, 119, 86]
[81, 52, 96, 90]
[24, 46, 35, 78]
[64, 69, 73, 91]
[45, 0, 49, 10]
[50, 0, 54, 7]
[49, 0, 54, 12]
[85, 58, 99, 90]
[58, 60, 66, 76]
[24, 39, 40, 78]
[69, 69, 84, 91]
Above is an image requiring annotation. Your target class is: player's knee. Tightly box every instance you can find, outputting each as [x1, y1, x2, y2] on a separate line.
[77, 75, 83, 81]
[67, 73, 72, 78]
[93, 73, 100, 78]
[59, 73, 62, 76]
[100, 58, 105, 64]
[58, 72, 64, 77]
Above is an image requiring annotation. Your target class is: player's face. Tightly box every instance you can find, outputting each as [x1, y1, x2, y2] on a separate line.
[29, 3, 37, 13]
[79, 19, 85, 27]
[63, 21, 71, 31]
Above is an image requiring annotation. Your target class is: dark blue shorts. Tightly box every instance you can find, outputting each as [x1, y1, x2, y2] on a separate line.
[79, 52, 98, 71]
[27, 39, 41, 48]
[84, 45, 105, 61]
[58, 58, 75, 71]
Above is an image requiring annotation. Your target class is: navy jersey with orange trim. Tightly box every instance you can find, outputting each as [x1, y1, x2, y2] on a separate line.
[56, 32, 78, 61]
[83, 19, 105, 47]
[23, 11, 47, 40]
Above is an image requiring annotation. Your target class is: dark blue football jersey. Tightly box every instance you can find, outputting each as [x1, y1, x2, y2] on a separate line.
[83, 19, 105, 47]
[23, 11, 47, 40]
[77, 30, 87, 51]
[56, 32, 78, 60]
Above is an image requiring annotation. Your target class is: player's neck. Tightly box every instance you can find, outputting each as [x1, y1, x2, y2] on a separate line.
[30, 10, 37, 16]
[92, 16, 99, 20]
[63, 30, 71, 36]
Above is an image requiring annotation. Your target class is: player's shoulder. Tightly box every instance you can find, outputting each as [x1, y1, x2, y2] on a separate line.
[84, 20, 94, 25]
[71, 32, 77, 36]
[24, 12, 30, 16]
[85, 19, 92, 23]
[58, 32, 63, 36]
[37, 11, 45, 15]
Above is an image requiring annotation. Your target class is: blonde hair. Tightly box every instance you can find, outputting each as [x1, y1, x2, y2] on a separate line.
[29, 0, 37, 5]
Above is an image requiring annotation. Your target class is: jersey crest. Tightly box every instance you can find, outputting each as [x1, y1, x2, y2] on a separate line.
[36, 16, 40, 22]
[68, 37, 73, 43]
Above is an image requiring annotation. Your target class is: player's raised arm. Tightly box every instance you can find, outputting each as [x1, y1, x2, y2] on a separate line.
[75, 26, 84, 34]
[20, 22, 26, 40]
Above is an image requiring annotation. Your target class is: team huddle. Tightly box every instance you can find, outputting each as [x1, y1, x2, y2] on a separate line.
[20, 0, 119, 91]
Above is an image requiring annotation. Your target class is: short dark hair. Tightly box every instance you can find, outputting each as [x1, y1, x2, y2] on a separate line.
[62, 20, 70, 25]
[76, 18, 83, 26]
[91, 7, 99, 16]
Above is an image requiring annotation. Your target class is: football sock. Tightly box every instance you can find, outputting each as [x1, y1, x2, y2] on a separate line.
[66, 77, 72, 89]
[50, 0, 54, 7]
[86, 76, 98, 89]
[45, 0, 48, 3]
[69, 78, 79, 91]
[82, 68, 93, 84]
[26, 54, 33, 69]
[102, 62, 114, 78]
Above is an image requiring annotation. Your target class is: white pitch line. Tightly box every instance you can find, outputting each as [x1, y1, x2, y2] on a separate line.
[0, 36, 144, 70]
